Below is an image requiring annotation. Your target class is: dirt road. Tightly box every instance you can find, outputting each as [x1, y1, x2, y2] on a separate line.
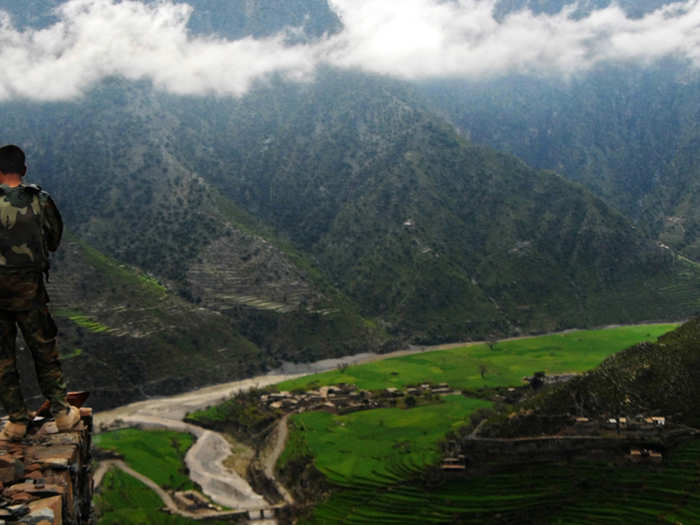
[94, 459, 249, 520]
[260, 414, 294, 504]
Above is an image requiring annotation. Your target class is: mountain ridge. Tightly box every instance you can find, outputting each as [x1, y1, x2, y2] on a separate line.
[1, 0, 699, 408]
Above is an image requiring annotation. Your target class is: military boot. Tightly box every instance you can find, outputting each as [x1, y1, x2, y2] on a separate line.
[55, 406, 80, 432]
[0, 421, 27, 441]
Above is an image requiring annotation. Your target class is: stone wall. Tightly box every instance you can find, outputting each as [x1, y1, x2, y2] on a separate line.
[0, 409, 93, 524]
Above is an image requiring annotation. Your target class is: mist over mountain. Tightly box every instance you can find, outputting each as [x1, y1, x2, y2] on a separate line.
[1, 0, 700, 407]
[3, 0, 700, 101]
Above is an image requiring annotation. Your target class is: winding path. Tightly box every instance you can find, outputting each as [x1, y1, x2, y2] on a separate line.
[260, 414, 294, 505]
[97, 413, 269, 511]
[94, 375, 307, 512]
[94, 459, 247, 520]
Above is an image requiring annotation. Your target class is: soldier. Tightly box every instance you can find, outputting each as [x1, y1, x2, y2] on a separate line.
[0, 145, 79, 441]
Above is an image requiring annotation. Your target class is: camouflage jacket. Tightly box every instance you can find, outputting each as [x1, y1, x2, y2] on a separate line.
[0, 184, 62, 310]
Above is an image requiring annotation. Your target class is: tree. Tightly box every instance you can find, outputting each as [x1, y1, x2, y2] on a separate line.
[486, 335, 498, 351]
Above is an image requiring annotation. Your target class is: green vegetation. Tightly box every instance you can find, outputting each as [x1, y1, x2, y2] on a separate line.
[54, 309, 110, 333]
[304, 439, 700, 524]
[45, 236, 266, 411]
[94, 429, 195, 491]
[277, 324, 678, 392]
[94, 469, 231, 525]
[137, 273, 167, 294]
[422, 60, 700, 263]
[3, 51, 700, 413]
[276, 322, 692, 523]
[281, 396, 491, 484]
[2, 3, 700, 417]
[186, 390, 280, 445]
[488, 317, 700, 435]
[6, 62, 700, 377]
[59, 347, 83, 360]
[76, 237, 168, 300]
[188, 398, 274, 427]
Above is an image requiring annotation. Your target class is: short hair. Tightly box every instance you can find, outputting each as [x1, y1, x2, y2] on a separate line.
[0, 145, 26, 174]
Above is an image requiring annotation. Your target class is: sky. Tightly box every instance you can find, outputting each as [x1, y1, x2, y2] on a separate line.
[0, 0, 699, 101]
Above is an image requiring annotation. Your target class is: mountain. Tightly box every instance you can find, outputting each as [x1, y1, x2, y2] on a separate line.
[18, 235, 264, 409]
[171, 70, 700, 340]
[0, 0, 341, 38]
[2, 0, 700, 409]
[9, 69, 699, 346]
[421, 60, 700, 260]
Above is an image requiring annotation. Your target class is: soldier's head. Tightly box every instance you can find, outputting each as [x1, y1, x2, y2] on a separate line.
[0, 145, 27, 177]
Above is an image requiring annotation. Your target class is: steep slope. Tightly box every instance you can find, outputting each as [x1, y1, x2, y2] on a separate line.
[3, 77, 384, 360]
[16, 236, 263, 410]
[165, 70, 700, 340]
[421, 60, 700, 260]
[4, 68, 700, 347]
[0, 0, 699, 375]
[482, 318, 700, 437]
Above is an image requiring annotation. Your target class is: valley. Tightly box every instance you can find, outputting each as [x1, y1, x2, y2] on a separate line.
[91, 323, 694, 524]
[1, 2, 700, 524]
[3, 0, 700, 413]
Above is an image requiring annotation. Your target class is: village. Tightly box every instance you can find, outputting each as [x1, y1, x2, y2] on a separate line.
[244, 370, 700, 489]
[439, 411, 693, 474]
[259, 382, 459, 415]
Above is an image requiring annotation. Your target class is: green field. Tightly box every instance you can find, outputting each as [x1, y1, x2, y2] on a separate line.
[277, 323, 679, 392]
[276, 323, 695, 524]
[94, 429, 195, 491]
[280, 396, 491, 485]
[94, 469, 230, 525]
[304, 439, 700, 524]
[54, 309, 111, 333]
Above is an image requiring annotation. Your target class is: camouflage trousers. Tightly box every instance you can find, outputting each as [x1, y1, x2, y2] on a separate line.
[0, 306, 69, 423]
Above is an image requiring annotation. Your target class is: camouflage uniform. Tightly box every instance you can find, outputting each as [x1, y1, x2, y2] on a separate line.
[0, 183, 68, 423]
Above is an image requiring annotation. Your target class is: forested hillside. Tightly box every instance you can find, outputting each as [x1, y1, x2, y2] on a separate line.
[174, 70, 700, 340]
[422, 60, 700, 260]
[24, 236, 264, 409]
[2, 0, 700, 408]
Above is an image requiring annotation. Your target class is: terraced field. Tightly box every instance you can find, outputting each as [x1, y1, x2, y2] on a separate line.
[303, 439, 700, 524]
[185, 229, 322, 313]
[277, 323, 695, 524]
[280, 396, 492, 485]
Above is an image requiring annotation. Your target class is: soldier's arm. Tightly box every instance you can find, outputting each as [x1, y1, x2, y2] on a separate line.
[43, 196, 63, 252]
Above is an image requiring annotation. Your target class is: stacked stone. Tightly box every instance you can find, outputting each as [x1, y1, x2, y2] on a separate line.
[0, 409, 93, 525]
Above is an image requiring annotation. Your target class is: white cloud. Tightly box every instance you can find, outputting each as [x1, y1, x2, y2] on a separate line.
[1, 0, 700, 101]
[0, 0, 318, 100]
[326, 0, 700, 78]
